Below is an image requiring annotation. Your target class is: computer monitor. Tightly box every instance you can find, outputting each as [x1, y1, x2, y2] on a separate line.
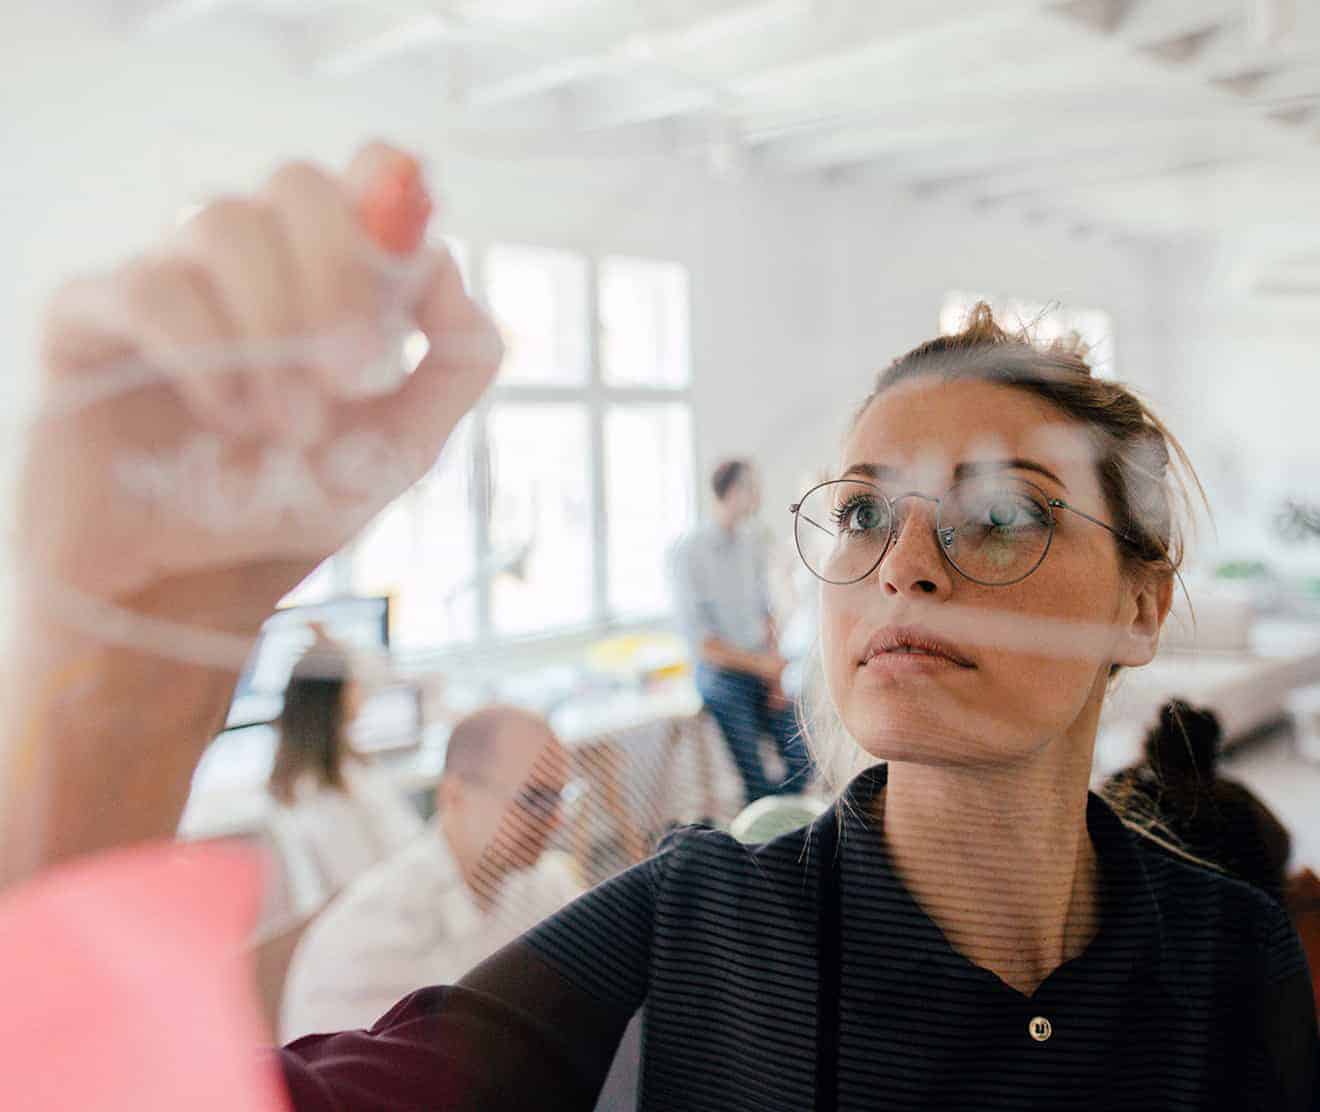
[224, 596, 391, 730]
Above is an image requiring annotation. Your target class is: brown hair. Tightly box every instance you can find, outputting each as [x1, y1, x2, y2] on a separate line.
[711, 458, 750, 502]
[268, 643, 357, 804]
[856, 302, 1201, 584]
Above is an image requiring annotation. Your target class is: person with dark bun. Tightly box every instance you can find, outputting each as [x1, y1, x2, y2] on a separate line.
[1105, 699, 1293, 904]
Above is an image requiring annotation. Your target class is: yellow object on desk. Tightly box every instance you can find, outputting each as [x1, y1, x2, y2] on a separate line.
[585, 632, 690, 687]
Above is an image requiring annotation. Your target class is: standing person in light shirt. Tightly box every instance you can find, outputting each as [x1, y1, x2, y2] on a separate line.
[280, 705, 582, 1040]
[669, 459, 813, 803]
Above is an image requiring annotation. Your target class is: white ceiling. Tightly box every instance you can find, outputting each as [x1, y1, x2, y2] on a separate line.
[114, 0, 1320, 295]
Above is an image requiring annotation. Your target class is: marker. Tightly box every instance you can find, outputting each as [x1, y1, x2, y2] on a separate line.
[352, 150, 434, 397]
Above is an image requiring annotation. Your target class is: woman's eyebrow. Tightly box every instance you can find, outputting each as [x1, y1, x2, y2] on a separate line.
[955, 458, 1068, 490]
[838, 458, 1068, 491]
[838, 462, 899, 481]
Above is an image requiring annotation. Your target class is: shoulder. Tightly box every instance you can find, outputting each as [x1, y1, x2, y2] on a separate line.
[1141, 841, 1305, 981]
[651, 820, 819, 908]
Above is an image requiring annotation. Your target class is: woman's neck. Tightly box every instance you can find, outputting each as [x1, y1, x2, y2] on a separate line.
[878, 741, 1102, 997]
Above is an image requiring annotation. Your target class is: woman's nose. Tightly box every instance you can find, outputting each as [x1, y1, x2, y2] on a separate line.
[876, 495, 954, 598]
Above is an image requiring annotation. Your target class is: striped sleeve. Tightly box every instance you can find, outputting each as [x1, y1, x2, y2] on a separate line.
[519, 840, 670, 1010]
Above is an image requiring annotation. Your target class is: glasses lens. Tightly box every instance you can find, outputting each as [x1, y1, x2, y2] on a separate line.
[515, 785, 561, 819]
[794, 480, 892, 583]
[938, 478, 1053, 584]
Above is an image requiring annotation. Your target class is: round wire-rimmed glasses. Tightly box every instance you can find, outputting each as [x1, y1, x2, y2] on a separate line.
[789, 476, 1135, 587]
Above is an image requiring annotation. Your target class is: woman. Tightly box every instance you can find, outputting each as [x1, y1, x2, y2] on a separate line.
[14, 142, 1313, 1108]
[1105, 699, 1293, 904]
[281, 308, 1319, 1110]
[266, 636, 424, 916]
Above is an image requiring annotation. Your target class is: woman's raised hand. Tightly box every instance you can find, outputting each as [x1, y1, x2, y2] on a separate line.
[20, 142, 502, 640]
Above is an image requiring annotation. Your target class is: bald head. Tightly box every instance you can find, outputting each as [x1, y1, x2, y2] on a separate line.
[437, 705, 571, 884]
[443, 705, 564, 793]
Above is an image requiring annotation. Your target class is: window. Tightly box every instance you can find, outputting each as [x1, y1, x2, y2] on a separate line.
[486, 244, 589, 386]
[487, 404, 593, 636]
[283, 239, 697, 649]
[600, 257, 691, 388]
[605, 404, 695, 618]
[350, 417, 478, 650]
[940, 292, 1117, 380]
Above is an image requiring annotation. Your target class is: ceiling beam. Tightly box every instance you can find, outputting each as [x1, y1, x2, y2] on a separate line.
[460, 0, 813, 110]
[1112, 0, 1240, 46]
[575, 82, 725, 131]
[299, 6, 473, 76]
[1246, 0, 1297, 50]
[461, 52, 623, 108]
[750, 80, 1220, 168]
[1047, 0, 1140, 36]
[569, 1, 1049, 131]
[726, 3, 1039, 105]
[124, 0, 231, 33]
[951, 151, 1242, 206]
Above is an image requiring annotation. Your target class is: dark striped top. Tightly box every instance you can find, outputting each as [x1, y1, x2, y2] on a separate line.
[281, 764, 1320, 1110]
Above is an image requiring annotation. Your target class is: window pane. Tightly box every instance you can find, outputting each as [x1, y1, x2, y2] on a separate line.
[488, 405, 593, 636]
[600, 256, 691, 388]
[351, 417, 477, 650]
[606, 404, 695, 618]
[485, 244, 588, 386]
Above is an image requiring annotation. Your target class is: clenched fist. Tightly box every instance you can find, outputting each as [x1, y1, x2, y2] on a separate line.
[20, 142, 502, 645]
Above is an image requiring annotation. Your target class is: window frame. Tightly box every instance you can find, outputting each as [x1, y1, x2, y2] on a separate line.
[313, 238, 699, 656]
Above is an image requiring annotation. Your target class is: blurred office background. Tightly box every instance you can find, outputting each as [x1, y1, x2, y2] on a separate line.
[3, 0, 1320, 1042]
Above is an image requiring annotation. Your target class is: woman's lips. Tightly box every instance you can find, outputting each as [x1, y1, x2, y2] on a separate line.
[859, 649, 972, 674]
[858, 626, 976, 670]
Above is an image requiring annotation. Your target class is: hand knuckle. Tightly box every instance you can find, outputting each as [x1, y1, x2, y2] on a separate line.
[119, 256, 175, 312]
[183, 196, 276, 250]
[266, 160, 336, 202]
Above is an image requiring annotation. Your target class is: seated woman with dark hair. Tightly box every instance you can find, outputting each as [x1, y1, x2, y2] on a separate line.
[1104, 699, 1293, 904]
[266, 638, 424, 914]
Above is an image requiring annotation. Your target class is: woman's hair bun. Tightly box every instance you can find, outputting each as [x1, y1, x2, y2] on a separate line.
[1143, 698, 1221, 783]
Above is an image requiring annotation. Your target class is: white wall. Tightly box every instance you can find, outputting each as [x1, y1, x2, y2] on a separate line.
[2, 5, 1192, 617]
[1156, 246, 1320, 572]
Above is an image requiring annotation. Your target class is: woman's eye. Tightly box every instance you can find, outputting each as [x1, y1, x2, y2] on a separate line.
[851, 504, 881, 530]
[833, 498, 882, 533]
[976, 495, 1045, 530]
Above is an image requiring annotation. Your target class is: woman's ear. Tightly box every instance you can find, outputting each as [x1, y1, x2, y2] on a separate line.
[1112, 570, 1174, 668]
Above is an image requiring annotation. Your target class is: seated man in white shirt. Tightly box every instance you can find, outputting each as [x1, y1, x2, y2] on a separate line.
[280, 705, 584, 1040]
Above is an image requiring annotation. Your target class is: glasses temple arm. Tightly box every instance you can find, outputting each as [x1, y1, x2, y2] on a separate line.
[1049, 499, 1139, 546]
[793, 509, 834, 538]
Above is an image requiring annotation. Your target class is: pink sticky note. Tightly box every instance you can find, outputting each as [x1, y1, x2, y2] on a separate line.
[0, 842, 290, 1111]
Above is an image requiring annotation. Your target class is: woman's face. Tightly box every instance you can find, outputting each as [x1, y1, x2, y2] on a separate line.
[820, 378, 1165, 768]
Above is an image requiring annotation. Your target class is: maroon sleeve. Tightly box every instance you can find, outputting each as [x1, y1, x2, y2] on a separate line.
[278, 944, 634, 1111]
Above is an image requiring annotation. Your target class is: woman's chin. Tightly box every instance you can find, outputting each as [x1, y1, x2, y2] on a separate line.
[843, 701, 1026, 768]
